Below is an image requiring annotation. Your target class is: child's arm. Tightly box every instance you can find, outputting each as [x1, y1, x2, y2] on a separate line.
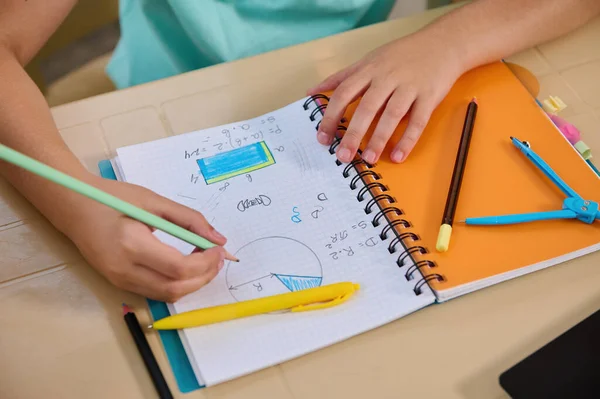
[0, 1, 226, 302]
[0, 0, 92, 233]
[311, 0, 600, 165]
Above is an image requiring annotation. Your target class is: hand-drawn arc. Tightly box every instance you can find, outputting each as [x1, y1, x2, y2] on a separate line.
[225, 236, 323, 302]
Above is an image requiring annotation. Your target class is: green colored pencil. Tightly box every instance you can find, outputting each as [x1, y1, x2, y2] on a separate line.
[0, 143, 238, 262]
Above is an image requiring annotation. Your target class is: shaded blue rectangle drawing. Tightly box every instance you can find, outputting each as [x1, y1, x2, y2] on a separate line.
[196, 141, 275, 184]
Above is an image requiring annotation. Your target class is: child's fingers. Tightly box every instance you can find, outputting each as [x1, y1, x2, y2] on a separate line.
[153, 196, 226, 245]
[123, 263, 215, 303]
[118, 222, 186, 279]
[140, 250, 224, 302]
[391, 96, 436, 162]
[363, 90, 416, 164]
[131, 231, 224, 280]
[317, 72, 370, 147]
[336, 84, 394, 163]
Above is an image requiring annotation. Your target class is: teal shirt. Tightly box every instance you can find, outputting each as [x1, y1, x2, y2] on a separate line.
[106, 0, 395, 89]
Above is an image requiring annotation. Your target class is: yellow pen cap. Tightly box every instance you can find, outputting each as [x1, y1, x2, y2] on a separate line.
[436, 224, 452, 252]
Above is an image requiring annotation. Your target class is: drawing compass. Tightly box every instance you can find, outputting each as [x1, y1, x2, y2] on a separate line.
[464, 137, 599, 226]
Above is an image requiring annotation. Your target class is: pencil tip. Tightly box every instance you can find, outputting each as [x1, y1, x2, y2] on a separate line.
[122, 303, 132, 315]
[471, 97, 478, 105]
[224, 250, 239, 263]
[147, 324, 154, 329]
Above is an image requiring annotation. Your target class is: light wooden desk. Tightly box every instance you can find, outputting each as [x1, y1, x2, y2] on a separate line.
[2, 4, 600, 399]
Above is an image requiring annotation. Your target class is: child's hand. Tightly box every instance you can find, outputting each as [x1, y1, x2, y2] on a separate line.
[308, 32, 464, 164]
[65, 178, 226, 302]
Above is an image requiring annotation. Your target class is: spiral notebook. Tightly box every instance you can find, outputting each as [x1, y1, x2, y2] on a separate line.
[103, 61, 600, 387]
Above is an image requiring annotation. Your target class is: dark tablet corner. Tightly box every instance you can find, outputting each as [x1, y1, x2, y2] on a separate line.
[499, 308, 600, 398]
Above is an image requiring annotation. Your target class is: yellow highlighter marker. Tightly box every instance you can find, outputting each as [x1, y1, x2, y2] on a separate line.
[150, 282, 360, 330]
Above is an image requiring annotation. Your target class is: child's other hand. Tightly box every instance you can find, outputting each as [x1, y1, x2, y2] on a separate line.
[308, 32, 463, 164]
[65, 178, 226, 302]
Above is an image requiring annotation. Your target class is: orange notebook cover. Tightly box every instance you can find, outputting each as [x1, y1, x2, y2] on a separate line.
[322, 61, 600, 301]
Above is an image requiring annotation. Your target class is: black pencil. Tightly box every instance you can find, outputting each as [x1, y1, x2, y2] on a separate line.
[436, 97, 478, 252]
[122, 303, 173, 399]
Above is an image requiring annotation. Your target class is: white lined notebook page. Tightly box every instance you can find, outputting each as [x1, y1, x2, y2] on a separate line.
[115, 97, 436, 386]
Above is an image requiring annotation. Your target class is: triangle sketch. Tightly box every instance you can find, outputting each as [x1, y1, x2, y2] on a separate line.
[273, 273, 323, 292]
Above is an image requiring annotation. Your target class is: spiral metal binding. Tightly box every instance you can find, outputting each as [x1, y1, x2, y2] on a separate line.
[303, 94, 443, 296]
[356, 182, 388, 202]
[364, 194, 395, 214]
[388, 232, 419, 254]
[397, 246, 427, 267]
[343, 159, 365, 177]
[303, 94, 329, 109]
[379, 219, 411, 240]
[350, 170, 380, 190]
[329, 137, 342, 154]
[310, 104, 328, 121]
[414, 274, 444, 295]
[372, 207, 403, 227]
[404, 260, 436, 280]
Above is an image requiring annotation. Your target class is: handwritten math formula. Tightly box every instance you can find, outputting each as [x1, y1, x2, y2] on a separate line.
[183, 115, 282, 163]
[325, 220, 380, 260]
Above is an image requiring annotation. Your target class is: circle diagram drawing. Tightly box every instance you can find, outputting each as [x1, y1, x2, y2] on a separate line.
[225, 236, 323, 302]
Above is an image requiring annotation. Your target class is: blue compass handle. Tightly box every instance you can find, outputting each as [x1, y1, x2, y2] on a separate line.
[511, 137, 581, 200]
[465, 209, 577, 225]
